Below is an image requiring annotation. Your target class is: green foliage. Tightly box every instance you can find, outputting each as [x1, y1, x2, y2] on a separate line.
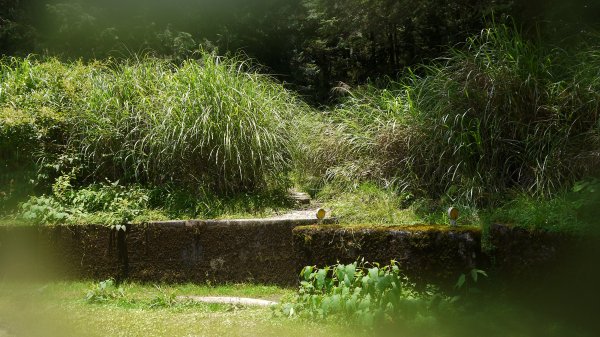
[19, 175, 151, 226]
[487, 178, 600, 233]
[15, 174, 294, 225]
[292, 0, 507, 98]
[1, 0, 508, 101]
[296, 23, 600, 205]
[0, 54, 306, 195]
[85, 279, 127, 304]
[454, 268, 487, 299]
[20, 195, 70, 225]
[278, 261, 439, 327]
[148, 285, 178, 309]
[315, 183, 418, 225]
[395, 23, 600, 202]
[0, 70, 72, 212]
[148, 187, 292, 219]
[84, 281, 207, 310]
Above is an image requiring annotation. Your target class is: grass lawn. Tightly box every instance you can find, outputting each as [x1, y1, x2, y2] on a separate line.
[0, 281, 355, 337]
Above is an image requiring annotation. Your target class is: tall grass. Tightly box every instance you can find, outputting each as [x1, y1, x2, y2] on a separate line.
[296, 23, 600, 205]
[0, 53, 307, 196]
[406, 24, 600, 202]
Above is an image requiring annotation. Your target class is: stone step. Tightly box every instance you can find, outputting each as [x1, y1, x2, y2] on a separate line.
[287, 189, 311, 205]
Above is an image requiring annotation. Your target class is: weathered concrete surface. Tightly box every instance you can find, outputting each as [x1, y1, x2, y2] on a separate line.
[293, 225, 484, 287]
[0, 225, 121, 281]
[0, 218, 336, 284]
[487, 223, 595, 283]
[126, 219, 331, 285]
[1, 221, 592, 287]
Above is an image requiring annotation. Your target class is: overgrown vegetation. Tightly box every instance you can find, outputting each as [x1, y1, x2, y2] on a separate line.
[1, 0, 515, 100]
[14, 174, 292, 225]
[2, 22, 599, 229]
[486, 178, 600, 233]
[276, 260, 595, 337]
[0, 52, 306, 221]
[296, 23, 600, 208]
[0, 53, 303, 193]
[278, 260, 439, 327]
[2, 2, 599, 337]
[0, 0, 598, 237]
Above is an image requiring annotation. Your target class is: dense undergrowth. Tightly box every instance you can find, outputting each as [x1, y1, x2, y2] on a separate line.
[295, 24, 600, 205]
[275, 260, 598, 337]
[0, 52, 303, 196]
[2, 23, 599, 229]
[1, 52, 304, 220]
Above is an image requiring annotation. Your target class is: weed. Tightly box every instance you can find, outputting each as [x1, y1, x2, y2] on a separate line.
[85, 279, 127, 304]
[0, 53, 309, 196]
[148, 285, 178, 309]
[278, 260, 440, 327]
[294, 22, 600, 206]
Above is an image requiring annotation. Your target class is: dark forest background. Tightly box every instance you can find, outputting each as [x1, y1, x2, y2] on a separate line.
[2, 0, 599, 103]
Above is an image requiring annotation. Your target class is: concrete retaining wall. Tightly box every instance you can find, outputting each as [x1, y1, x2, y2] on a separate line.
[0, 219, 335, 285]
[292, 225, 484, 287]
[0, 221, 586, 286]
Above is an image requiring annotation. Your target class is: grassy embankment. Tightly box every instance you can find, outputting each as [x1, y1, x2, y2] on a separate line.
[1, 23, 599, 231]
[0, 53, 305, 224]
[294, 23, 600, 232]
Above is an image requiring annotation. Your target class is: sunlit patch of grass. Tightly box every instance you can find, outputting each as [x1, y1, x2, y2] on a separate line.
[0, 281, 354, 337]
[314, 182, 481, 226]
[318, 183, 420, 225]
[484, 181, 600, 234]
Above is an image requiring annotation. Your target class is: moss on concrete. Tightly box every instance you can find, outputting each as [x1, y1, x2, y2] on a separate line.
[2, 222, 592, 287]
[292, 224, 484, 288]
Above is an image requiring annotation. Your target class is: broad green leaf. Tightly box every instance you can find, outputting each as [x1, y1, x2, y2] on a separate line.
[345, 263, 356, 283]
[335, 265, 345, 282]
[455, 274, 466, 288]
[302, 266, 314, 281]
[368, 267, 379, 280]
[359, 295, 371, 310]
[470, 269, 478, 282]
[316, 269, 327, 289]
[362, 275, 370, 290]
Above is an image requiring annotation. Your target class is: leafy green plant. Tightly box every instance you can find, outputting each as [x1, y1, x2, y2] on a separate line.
[278, 260, 439, 327]
[20, 195, 71, 225]
[1, 54, 309, 196]
[454, 269, 487, 297]
[85, 279, 127, 304]
[19, 174, 151, 226]
[148, 285, 178, 309]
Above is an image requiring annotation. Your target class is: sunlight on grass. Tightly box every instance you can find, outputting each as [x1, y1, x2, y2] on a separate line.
[0, 281, 356, 337]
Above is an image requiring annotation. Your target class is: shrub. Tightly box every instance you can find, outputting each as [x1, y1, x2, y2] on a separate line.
[295, 23, 600, 205]
[0, 53, 308, 197]
[395, 24, 600, 203]
[19, 175, 151, 226]
[278, 261, 438, 327]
